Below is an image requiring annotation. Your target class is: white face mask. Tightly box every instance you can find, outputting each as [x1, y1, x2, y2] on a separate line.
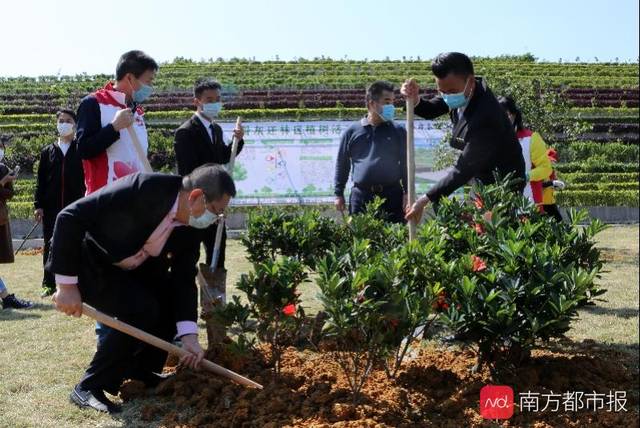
[57, 122, 74, 137]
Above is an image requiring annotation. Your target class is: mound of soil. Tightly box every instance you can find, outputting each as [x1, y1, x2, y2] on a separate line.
[124, 340, 638, 427]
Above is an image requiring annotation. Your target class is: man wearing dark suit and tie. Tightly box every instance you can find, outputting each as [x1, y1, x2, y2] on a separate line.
[50, 164, 236, 413]
[173, 79, 244, 303]
[402, 52, 526, 223]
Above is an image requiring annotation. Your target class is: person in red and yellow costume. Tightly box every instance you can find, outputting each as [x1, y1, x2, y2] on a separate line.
[499, 96, 564, 222]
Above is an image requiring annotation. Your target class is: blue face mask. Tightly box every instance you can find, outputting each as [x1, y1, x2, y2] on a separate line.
[440, 78, 471, 109]
[132, 83, 153, 103]
[189, 207, 218, 229]
[379, 103, 395, 121]
[202, 102, 223, 118]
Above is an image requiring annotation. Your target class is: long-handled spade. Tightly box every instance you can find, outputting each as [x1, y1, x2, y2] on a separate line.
[406, 97, 417, 242]
[14, 221, 39, 254]
[197, 117, 242, 345]
[81, 303, 262, 389]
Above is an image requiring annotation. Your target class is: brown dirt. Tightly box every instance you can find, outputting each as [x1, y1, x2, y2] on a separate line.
[125, 341, 639, 427]
[16, 247, 43, 256]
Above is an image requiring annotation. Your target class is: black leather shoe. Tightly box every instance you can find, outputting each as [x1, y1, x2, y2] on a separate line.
[70, 384, 121, 413]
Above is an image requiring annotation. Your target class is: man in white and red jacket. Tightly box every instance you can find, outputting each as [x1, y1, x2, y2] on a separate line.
[75, 50, 158, 347]
[76, 50, 158, 194]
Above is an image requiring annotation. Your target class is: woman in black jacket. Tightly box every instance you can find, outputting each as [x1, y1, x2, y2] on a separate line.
[34, 109, 85, 296]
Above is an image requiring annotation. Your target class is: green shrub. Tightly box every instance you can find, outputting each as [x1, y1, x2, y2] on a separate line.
[235, 257, 308, 374]
[429, 178, 607, 375]
[242, 207, 343, 269]
[7, 201, 33, 219]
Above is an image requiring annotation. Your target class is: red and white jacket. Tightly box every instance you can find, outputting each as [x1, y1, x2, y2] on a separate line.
[75, 82, 149, 194]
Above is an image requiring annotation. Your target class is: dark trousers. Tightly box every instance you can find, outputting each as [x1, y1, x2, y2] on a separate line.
[42, 209, 58, 288]
[543, 204, 564, 222]
[349, 185, 406, 224]
[77, 244, 175, 394]
[201, 223, 226, 269]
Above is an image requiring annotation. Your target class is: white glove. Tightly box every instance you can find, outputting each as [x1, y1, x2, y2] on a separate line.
[552, 180, 566, 191]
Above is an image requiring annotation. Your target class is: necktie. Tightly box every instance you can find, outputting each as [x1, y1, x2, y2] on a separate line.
[209, 124, 216, 144]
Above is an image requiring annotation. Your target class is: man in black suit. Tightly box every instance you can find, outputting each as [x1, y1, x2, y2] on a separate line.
[402, 52, 526, 222]
[50, 164, 236, 413]
[174, 79, 244, 303]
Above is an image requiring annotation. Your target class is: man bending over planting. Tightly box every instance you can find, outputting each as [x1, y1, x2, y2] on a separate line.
[402, 52, 526, 222]
[50, 164, 235, 413]
[334, 80, 408, 224]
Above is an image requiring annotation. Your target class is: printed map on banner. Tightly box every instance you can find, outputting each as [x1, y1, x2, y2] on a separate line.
[218, 120, 451, 205]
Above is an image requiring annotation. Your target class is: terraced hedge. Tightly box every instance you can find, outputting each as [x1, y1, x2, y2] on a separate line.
[1, 58, 638, 214]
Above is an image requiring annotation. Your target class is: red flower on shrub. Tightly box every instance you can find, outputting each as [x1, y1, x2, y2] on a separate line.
[474, 196, 484, 210]
[432, 291, 450, 311]
[282, 304, 296, 317]
[472, 255, 487, 272]
[474, 222, 486, 235]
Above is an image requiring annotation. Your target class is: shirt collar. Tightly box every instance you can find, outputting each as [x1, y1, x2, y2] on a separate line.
[360, 115, 389, 128]
[196, 111, 213, 128]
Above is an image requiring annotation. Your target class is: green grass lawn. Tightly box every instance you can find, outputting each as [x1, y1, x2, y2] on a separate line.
[0, 225, 638, 427]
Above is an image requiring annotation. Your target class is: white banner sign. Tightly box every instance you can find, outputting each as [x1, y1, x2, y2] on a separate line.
[218, 120, 450, 205]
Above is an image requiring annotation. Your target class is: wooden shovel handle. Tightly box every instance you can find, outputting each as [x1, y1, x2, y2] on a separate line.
[406, 98, 417, 241]
[227, 116, 243, 174]
[126, 125, 153, 173]
[81, 303, 262, 389]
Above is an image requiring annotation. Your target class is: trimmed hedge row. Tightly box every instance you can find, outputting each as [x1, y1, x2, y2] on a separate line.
[7, 189, 639, 220]
[556, 161, 639, 173]
[554, 141, 639, 164]
[567, 182, 638, 191]
[560, 172, 639, 184]
[556, 190, 639, 207]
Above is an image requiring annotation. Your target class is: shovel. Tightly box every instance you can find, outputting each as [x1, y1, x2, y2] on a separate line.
[81, 303, 262, 389]
[15, 221, 39, 254]
[196, 117, 242, 343]
[405, 97, 416, 241]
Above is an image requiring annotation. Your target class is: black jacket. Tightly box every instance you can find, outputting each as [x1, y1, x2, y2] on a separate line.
[174, 114, 244, 176]
[413, 78, 526, 203]
[47, 173, 200, 323]
[34, 140, 85, 211]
